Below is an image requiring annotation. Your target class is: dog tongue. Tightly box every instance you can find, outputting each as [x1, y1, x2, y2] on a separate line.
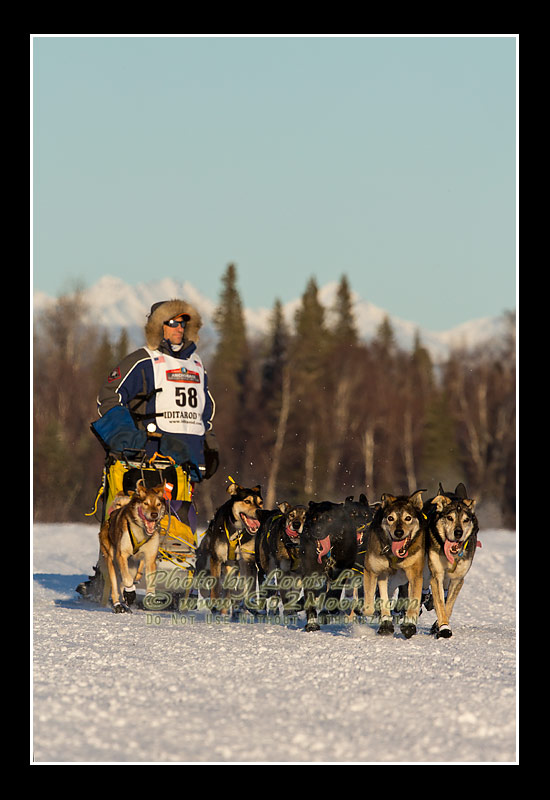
[391, 539, 409, 558]
[138, 507, 157, 535]
[245, 516, 260, 532]
[316, 535, 331, 563]
[444, 540, 462, 564]
[145, 519, 157, 534]
[285, 525, 299, 538]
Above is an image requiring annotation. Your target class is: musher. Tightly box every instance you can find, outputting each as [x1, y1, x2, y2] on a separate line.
[92, 298, 219, 482]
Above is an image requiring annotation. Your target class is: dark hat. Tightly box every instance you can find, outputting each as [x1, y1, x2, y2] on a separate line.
[149, 301, 190, 322]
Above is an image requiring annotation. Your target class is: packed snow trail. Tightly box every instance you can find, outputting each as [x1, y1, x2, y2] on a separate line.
[32, 524, 516, 763]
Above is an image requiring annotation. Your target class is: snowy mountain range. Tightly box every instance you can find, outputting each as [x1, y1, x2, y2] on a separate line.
[33, 275, 512, 363]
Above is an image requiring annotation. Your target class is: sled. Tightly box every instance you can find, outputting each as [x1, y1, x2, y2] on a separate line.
[77, 448, 198, 609]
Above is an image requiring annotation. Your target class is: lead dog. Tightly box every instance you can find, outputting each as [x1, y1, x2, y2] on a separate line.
[195, 481, 263, 612]
[424, 483, 479, 638]
[362, 490, 427, 638]
[98, 479, 166, 613]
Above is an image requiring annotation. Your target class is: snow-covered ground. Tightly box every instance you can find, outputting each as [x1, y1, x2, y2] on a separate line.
[32, 522, 517, 764]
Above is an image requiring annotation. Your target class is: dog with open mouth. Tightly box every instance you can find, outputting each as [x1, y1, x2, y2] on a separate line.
[424, 483, 480, 639]
[98, 478, 167, 613]
[362, 490, 427, 638]
[255, 501, 307, 611]
[300, 496, 370, 631]
[195, 480, 263, 613]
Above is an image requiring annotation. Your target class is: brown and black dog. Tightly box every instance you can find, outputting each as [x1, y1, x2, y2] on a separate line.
[424, 483, 480, 638]
[255, 502, 307, 611]
[195, 481, 264, 612]
[362, 490, 427, 638]
[98, 479, 166, 613]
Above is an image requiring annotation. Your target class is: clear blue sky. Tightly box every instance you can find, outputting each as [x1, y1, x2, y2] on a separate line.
[32, 35, 517, 331]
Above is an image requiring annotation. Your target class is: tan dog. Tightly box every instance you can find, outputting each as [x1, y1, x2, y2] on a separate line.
[362, 490, 427, 638]
[424, 483, 479, 638]
[99, 479, 166, 613]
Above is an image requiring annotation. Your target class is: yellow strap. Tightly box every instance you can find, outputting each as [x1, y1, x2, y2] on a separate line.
[165, 534, 197, 551]
[131, 533, 150, 554]
[157, 548, 194, 568]
[224, 521, 242, 560]
[224, 521, 240, 541]
[84, 485, 104, 517]
[457, 535, 470, 557]
[127, 521, 150, 554]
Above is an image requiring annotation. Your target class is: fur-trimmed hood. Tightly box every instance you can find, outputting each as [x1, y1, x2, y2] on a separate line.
[144, 299, 202, 350]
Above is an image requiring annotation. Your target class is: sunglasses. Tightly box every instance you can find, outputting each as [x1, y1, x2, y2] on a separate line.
[164, 318, 188, 328]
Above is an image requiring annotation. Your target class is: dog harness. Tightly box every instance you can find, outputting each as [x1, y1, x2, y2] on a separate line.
[126, 517, 158, 554]
[223, 520, 256, 562]
[265, 513, 302, 570]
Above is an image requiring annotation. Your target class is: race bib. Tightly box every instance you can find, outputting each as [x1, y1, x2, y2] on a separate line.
[145, 348, 206, 437]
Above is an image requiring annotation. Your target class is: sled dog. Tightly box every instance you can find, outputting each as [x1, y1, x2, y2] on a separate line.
[424, 483, 479, 638]
[301, 496, 370, 631]
[362, 490, 427, 638]
[255, 502, 307, 610]
[195, 481, 263, 611]
[98, 479, 166, 613]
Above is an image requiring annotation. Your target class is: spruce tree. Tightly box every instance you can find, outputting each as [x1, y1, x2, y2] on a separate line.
[420, 390, 462, 491]
[373, 314, 397, 358]
[209, 263, 251, 483]
[262, 298, 289, 401]
[324, 276, 360, 494]
[212, 263, 249, 391]
[115, 328, 130, 361]
[91, 331, 116, 390]
[332, 274, 358, 348]
[293, 277, 327, 378]
[262, 299, 291, 507]
[289, 278, 330, 497]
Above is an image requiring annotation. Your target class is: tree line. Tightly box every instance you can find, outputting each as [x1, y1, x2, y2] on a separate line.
[33, 265, 516, 529]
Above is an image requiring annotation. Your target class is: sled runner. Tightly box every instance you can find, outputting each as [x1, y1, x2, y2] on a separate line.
[78, 446, 198, 609]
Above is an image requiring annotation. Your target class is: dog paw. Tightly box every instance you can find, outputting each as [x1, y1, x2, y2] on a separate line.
[377, 619, 394, 636]
[305, 621, 321, 632]
[400, 622, 417, 639]
[123, 588, 137, 606]
[435, 624, 452, 639]
[113, 602, 132, 614]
